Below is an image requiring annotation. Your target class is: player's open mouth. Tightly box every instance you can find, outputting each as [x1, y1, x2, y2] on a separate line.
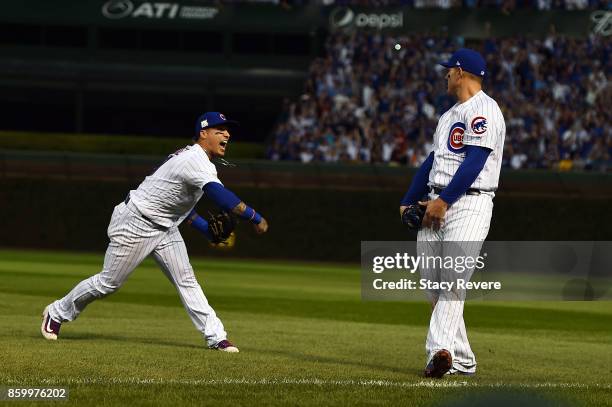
[220, 141, 228, 148]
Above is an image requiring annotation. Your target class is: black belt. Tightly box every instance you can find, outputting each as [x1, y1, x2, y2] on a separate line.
[124, 195, 154, 223]
[430, 186, 481, 196]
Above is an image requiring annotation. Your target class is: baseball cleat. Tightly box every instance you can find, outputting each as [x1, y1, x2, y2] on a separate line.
[213, 339, 239, 353]
[41, 306, 61, 340]
[424, 349, 452, 378]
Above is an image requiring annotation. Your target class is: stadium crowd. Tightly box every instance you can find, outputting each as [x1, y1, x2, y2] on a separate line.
[267, 32, 611, 171]
[214, 0, 610, 10]
[318, 0, 610, 9]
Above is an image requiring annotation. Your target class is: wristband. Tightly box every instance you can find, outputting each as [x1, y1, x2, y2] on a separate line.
[240, 206, 262, 225]
[252, 211, 262, 225]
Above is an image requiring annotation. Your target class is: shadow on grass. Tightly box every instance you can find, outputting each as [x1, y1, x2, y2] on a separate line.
[31, 331, 204, 350]
[29, 331, 424, 377]
[249, 346, 423, 377]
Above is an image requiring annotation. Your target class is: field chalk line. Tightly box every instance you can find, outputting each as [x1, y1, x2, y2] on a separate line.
[5, 378, 610, 389]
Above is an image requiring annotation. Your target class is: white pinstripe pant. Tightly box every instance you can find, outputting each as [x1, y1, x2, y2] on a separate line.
[49, 200, 227, 347]
[417, 191, 493, 374]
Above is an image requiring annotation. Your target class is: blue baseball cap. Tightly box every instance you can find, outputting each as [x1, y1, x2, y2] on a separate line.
[194, 112, 239, 140]
[439, 48, 486, 78]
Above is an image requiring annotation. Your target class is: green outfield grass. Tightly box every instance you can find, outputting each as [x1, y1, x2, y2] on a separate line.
[0, 249, 610, 406]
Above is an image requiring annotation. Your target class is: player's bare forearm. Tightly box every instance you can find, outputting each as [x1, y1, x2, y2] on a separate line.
[231, 201, 268, 234]
[232, 202, 247, 216]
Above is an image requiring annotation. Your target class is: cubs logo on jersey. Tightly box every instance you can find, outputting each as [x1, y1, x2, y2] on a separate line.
[447, 122, 466, 153]
[471, 116, 487, 134]
[430, 91, 505, 198]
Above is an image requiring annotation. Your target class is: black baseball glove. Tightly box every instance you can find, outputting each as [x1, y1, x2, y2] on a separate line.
[401, 204, 426, 231]
[206, 211, 237, 244]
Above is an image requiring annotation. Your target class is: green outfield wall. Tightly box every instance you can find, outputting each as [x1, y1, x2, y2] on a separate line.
[1, 151, 610, 262]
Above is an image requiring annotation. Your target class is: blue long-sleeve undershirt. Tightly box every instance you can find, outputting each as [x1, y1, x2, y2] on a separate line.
[187, 182, 263, 238]
[186, 210, 213, 241]
[202, 181, 262, 224]
[400, 152, 434, 206]
[438, 145, 492, 205]
[203, 182, 241, 212]
[400, 146, 492, 207]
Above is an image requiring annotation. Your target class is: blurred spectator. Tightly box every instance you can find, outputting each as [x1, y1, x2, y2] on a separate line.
[268, 31, 611, 171]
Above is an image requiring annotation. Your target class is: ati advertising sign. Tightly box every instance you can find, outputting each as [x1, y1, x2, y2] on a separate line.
[329, 7, 403, 31]
[101, 0, 219, 20]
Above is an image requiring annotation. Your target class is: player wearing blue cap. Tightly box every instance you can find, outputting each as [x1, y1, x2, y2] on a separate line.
[400, 49, 506, 377]
[41, 112, 268, 353]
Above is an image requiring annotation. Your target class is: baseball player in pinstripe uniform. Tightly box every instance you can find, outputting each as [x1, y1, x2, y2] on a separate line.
[400, 49, 506, 377]
[41, 112, 268, 353]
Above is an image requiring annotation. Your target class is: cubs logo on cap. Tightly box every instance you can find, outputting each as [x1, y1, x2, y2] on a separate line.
[194, 112, 239, 140]
[447, 122, 466, 153]
[471, 116, 487, 134]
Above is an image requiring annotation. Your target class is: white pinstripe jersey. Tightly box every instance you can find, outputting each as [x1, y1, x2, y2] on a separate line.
[129, 144, 222, 228]
[429, 90, 505, 192]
